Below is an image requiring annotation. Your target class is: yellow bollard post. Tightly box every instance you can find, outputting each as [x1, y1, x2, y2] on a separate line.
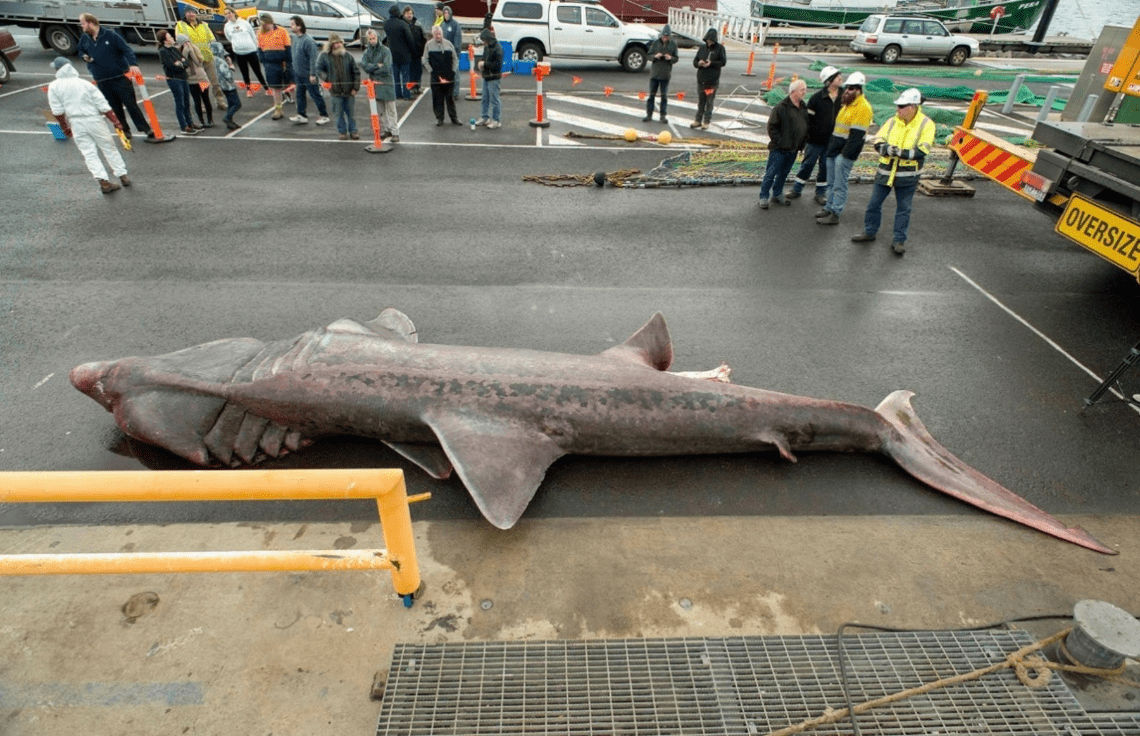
[375, 474, 421, 606]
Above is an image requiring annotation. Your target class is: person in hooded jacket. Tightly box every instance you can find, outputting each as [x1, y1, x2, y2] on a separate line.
[209, 41, 243, 130]
[404, 6, 427, 96]
[691, 28, 725, 130]
[475, 28, 502, 128]
[384, 5, 416, 99]
[438, 6, 464, 100]
[316, 32, 361, 139]
[644, 25, 677, 124]
[157, 30, 194, 135]
[423, 25, 460, 125]
[47, 56, 130, 194]
[361, 28, 400, 142]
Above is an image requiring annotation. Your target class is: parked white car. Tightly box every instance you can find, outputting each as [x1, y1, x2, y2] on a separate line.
[492, 0, 657, 72]
[851, 14, 979, 66]
[254, 0, 382, 43]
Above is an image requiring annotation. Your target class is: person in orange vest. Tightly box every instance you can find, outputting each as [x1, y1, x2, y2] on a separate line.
[851, 87, 936, 255]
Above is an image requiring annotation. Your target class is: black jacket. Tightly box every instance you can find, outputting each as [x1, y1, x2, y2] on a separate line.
[383, 7, 416, 64]
[767, 93, 808, 152]
[479, 30, 502, 80]
[647, 36, 678, 80]
[693, 30, 726, 88]
[804, 87, 839, 146]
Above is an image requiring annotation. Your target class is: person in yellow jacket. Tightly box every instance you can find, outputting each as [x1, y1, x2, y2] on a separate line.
[851, 87, 935, 255]
[175, 9, 226, 109]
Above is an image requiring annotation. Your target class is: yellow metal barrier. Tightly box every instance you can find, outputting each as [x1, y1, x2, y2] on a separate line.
[0, 470, 426, 606]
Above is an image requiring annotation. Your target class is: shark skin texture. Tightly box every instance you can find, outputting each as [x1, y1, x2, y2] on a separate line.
[69, 309, 1115, 554]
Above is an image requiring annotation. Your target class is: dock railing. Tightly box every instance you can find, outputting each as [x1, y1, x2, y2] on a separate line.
[667, 7, 770, 47]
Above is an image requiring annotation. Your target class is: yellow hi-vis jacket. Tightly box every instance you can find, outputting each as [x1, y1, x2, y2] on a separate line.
[872, 108, 935, 186]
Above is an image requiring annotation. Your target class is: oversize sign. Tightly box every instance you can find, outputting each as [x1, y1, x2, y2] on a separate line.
[1056, 194, 1140, 278]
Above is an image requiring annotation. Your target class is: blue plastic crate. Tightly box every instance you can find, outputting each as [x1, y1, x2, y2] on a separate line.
[500, 40, 512, 72]
[513, 60, 535, 76]
[46, 122, 68, 141]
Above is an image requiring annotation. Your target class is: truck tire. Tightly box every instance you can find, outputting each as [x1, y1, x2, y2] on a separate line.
[621, 45, 646, 73]
[517, 42, 544, 63]
[45, 25, 80, 55]
[947, 45, 970, 66]
[880, 44, 901, 64]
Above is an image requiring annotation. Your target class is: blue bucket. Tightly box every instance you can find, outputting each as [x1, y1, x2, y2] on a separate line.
[46, 122, 68, 141]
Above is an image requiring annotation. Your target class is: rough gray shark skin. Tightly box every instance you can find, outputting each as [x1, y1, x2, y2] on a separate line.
[69, 309, 1114, 554]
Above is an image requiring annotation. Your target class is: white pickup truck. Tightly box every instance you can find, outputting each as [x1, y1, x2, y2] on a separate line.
[490, 0, 657, 72]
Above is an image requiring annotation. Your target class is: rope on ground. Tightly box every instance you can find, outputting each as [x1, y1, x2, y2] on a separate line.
[522, 169, 642, 187]
[764, 629, 1134, 736]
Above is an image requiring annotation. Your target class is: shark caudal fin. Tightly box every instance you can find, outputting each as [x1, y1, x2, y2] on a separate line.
[875, 390, 1116, 555]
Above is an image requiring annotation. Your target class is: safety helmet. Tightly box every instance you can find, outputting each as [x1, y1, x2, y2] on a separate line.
[819, 65, 841, 84]
[845, 71, 866, 87]
[893, 87, 923, 106]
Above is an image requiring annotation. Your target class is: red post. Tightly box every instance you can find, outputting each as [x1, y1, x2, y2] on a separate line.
[763, 43, 779, 91]
[130, 71, 175, 143]
[742, 33, 758, 77]
[529, 62, 550, 128]
[362, 79, 392, 154]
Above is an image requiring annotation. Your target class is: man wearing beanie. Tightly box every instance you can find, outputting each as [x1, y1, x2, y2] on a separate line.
[47, 57, 131, 194]
[644, 25, 677, 124]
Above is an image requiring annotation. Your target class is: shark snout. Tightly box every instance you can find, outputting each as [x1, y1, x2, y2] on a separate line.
[70, 361, 116, 411]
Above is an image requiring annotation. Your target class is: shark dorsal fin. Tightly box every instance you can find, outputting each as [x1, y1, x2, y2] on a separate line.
[600, 312, 673, 371]
[364, 308, 418, 343]
[422, 409, 565, 529]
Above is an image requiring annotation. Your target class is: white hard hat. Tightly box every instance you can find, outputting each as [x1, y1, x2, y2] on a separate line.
[820, 65, 841, 84]
[845, 71, 866, 87]
[894, 87, 923, 106]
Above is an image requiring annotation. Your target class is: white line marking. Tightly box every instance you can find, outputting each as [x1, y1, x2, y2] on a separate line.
[949, 266, 1139, 414]
[125, 133, 674, 151]
[397, 93, 425, 127]
[33, 374, 54, 390]
[536, 125, 542, 147]
[0, 84, 52, 100]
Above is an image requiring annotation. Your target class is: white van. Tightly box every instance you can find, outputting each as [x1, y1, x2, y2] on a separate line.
[491, 0, 657, 72]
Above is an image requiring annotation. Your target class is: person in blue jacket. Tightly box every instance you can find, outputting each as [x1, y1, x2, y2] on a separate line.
[76, 13, 153, 141]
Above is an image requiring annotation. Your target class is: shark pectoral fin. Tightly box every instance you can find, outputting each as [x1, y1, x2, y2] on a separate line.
[115, 390, 226, 466]
[876, 390, 1117, 555]
[599, 312, 674, 371]
[365, 308, 418, 343]
[422, 411, 565, 529]
[383, 441, 454, 479]
[758, 430, 797, 462]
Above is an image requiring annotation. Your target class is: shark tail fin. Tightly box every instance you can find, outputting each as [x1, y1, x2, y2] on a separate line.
[875, 390, 1115, 555]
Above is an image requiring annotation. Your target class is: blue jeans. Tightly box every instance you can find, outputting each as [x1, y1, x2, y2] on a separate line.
[759, 149, 797, 200]
[647, 77, 669, 117]
[394, 61, 411, 98]
[792, 141, 827, 196]
[824, 155, 856, 216]
[332, 95, 356, 133]
[864, 180, 918, 243]
[222, 88, 242, 122]
[481, 78, 500, 122]
[166, 78, 192, 130]
[294, 78, 328, 118]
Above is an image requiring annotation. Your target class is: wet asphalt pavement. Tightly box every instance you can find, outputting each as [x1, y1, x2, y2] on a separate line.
[1, 31, 1137, 531]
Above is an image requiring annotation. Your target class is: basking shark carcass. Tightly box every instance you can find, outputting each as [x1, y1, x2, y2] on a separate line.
[70, 309, 1114, 554]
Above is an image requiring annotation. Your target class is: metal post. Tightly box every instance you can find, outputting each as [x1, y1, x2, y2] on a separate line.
[1036, 86, 1062, 122]
[1002, 73, 1026, 114]
[1077, 94, 1100, 122]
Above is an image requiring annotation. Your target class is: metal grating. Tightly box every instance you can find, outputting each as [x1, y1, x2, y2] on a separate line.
[375, 631, 1140, 736]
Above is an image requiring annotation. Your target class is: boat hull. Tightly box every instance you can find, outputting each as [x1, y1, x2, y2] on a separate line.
[751, 0, 1047, 33]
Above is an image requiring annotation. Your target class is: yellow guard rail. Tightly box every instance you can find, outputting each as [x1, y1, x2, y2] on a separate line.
[0, 470, 426, 607]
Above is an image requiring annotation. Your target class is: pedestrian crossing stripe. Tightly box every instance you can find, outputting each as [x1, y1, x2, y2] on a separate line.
[948, 127, 1036, 199]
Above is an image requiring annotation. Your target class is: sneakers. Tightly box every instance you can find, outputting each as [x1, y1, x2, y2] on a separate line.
[816, 213, 840, 225]
[689, 120, 701, 128]
[182, 126, 199, 135]
[813, 208, 829, 218]
[225, 119, 241, 130]
[772, 195, 791, 207]
[350, 131, 360, 139]
[282, 92, 294, 104]
[475, 118, 489, 126]
[785, 191, 802, 199]
[202, 119, 215, 128]
[700, 122, 710, 130]
[271, 109, 284, 120]
[338, 133, 348, 140]
[450, 119, 462, 125]
[758, 198, 769, 209]
[851, 232, 877, 242]
[390, 135, 400, 142]
[436, 119, 444, 126]
[98, 179, 121, 194]
[119, 174, 131, 187]
[814, 193, 827, 205]
[315, 116, 330, 125]
[891, 241, 907, 255]
[290, 114, 308, 124]
[487, 120, 501, 129]
[246, 88, 254, 97]
[642, 115, 653, 122]
[660, 116, 668, 124]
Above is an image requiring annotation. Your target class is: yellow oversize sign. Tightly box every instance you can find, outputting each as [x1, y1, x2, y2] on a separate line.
[1056, 194, 1140, 278]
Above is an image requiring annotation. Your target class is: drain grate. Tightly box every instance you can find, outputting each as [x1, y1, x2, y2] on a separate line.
[375, 631, 1140, 736]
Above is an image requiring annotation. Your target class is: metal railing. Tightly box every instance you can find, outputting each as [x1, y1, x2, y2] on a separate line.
[667, 7, 770, 47]
[0, 469, 427, 606]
